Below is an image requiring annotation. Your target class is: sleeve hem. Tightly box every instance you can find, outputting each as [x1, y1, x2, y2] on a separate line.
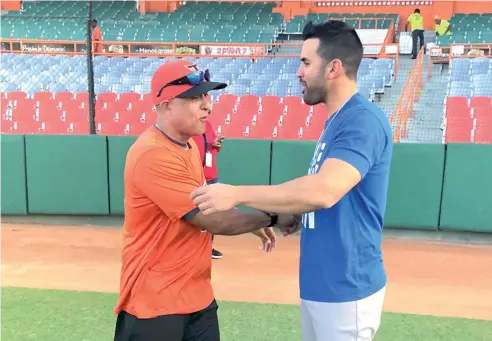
[170, 204, 199, 222]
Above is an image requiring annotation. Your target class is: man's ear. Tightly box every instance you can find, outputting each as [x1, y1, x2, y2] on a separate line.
[326, 59, 344, 80]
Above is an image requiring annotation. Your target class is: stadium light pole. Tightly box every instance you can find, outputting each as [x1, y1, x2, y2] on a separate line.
[87, 0, 96, 135]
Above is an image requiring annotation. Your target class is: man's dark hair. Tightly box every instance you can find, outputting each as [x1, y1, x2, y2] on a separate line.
[302, 20, 363, 79]
[92, 19, 97, 24]
[414, 8, 420, 13]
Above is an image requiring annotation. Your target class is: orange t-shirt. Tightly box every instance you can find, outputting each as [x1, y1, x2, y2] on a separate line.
[113, 126, 214, 319]
[92, 26, 103, 53]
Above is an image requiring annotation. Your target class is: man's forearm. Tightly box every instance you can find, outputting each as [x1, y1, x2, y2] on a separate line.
[192, 208, 271, 236]
[235, 174, 330, 214]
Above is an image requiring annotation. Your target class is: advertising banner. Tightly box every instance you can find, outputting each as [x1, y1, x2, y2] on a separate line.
[199, 45, 264, 56]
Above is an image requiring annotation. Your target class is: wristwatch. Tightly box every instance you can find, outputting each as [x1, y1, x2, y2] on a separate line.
[263, 211, 279, 227]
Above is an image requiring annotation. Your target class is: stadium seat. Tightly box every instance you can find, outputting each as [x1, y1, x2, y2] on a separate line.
[1, 1, 283, 43]
[436, 13, 492, 46]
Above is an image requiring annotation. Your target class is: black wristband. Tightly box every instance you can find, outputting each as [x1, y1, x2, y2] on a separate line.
[263, 212, 278, 227]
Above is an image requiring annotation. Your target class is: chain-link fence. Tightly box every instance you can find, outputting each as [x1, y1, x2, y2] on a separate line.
[0, 1, 98, 135]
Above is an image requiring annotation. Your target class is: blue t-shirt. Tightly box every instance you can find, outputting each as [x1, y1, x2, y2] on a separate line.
[299, 92, 393, 303]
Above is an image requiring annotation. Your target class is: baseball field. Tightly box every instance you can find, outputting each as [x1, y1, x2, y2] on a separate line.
[2, 223, 492, 341]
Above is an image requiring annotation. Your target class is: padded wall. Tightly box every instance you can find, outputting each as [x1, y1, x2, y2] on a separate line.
[384, 144, 445, 230]
[24, 135, 109, 214]
[217, 138, 272, 185]
[2, 133, 491, 235]
[440, 143, 492, 232]
[1, 134, 28, 214]
[107, 136, 137, 215]
[270, 140, 316, 185]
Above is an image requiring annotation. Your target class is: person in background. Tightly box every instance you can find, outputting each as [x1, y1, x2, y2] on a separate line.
[405, 8, 425, 59]
[434, 15, 452, 36]
[91, 19, 103, 54]
[192, 120, 224, 259]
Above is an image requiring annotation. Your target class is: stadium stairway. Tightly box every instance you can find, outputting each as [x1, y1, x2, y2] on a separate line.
[405, 58, 448, 143]
[375, 57, 415, 122]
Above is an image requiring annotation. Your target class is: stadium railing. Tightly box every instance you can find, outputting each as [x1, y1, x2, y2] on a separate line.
[390, 47, 425, 142]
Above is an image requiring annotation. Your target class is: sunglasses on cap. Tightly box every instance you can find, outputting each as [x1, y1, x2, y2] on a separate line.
[156, 69, 211, 98]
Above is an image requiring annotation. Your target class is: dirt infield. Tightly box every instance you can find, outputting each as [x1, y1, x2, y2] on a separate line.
[2, 223, 492, 321]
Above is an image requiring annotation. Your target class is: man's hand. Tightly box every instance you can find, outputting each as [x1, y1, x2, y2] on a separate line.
[252, 227, 276, 252]
[191, 183, 238, 215]
[277, 214, 302, 236]
[212, 136, 223, 150]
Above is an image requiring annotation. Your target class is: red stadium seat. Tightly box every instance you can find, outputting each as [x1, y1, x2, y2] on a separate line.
[470, 96, 492, 109]
[261, 95, 281, 107]
[33, 91, 54, 101]
[142, 93, 153, 104]
[12, 99, 37, 122]
[37, 99, 63, 122]
[217, 94, 238, 107]
[140, 111, 156, 124]
[98, 92, 118, 103]
[97, 121, 130, 135]
[6, 91, 27, 101]
[229, 111, 255, 126]
[301, 125, 323, 141]
[68, 121, 91, 134]
[9, 120, 44, 134]
[473, 107, 491, 121]
[282, 96, 303, 106]
[248, 124, 275, 139]
[1, 119, 15, 133]
[43, 121, 73, 134]
[276, 124, 302, 140]
[54, 91, 75, 102]
[444, 116, 473, 143]
[75, 92, 89, 109]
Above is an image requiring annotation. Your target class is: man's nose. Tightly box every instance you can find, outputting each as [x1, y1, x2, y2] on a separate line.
[296, 66, 303, 79]
[202, 95, 211, 111]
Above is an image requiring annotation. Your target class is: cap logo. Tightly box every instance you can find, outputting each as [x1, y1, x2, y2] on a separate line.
[185, 64, 200, 72]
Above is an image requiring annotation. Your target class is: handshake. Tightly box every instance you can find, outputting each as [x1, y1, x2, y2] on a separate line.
[252, 213, 302, 253]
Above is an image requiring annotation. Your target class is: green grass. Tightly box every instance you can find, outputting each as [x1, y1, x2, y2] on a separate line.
[2, 287, 492, 341]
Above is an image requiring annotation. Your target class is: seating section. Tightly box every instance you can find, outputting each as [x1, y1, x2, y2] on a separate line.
[276, 28, 391, 56]
[1, 1, 283, 43]
[285, 13, 399, 32]
[436, 13, 492, 46]
[1, 53, 396, 101]
[1, 90, 328, 140]
[443, 58, 492, 143]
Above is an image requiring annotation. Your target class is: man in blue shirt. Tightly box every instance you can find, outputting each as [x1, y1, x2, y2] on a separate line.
[190, 20, 393, 341]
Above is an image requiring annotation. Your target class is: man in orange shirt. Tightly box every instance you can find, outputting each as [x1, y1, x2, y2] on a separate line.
[192, 120, 225, 259]
[91, 19, 103, 54]
[113, 59, 300, 341]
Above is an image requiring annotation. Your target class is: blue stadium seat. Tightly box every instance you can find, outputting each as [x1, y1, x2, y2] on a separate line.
[1, 54, 396, 100]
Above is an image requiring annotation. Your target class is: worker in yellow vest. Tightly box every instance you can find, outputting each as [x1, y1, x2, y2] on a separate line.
[434, 15, 452, 36]
[405, 8, 425, 59]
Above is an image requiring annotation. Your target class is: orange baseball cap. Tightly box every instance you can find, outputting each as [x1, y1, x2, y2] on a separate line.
[151, 59, 227, 106]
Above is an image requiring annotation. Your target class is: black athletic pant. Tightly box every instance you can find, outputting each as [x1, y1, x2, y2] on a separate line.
[412, 29, 424, 58]
[114, 300, 220, 341]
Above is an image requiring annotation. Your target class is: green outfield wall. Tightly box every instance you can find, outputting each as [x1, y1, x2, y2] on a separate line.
[1, 134, 491, 233]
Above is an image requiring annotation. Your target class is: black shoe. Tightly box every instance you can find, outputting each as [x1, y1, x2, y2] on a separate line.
[212, 249, 223, 259]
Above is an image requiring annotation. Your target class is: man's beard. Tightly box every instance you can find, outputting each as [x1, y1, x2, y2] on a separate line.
[303, 85, 326, 106]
